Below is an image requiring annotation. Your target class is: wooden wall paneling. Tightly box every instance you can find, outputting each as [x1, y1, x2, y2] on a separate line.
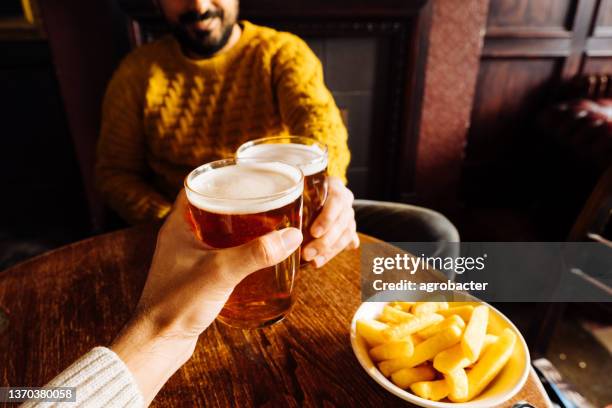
[0, 42, 89, 239]
[487, 0, 576, 30]
[460, 0, 612, 207]
[585, 0, 612, 74]
[594, 0, 612, 36]
[467, 58, 563, 161]
[562, 0, 598, 79]
[38, 0, 132, 231]
[583, 56, 612, 72]
[462, 58, 564, 204]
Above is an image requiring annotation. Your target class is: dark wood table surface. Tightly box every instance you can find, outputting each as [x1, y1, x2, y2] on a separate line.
[0, 225, 551, 407]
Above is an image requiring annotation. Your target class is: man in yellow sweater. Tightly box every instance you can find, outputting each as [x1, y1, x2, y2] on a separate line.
[96, 0, 358, 267]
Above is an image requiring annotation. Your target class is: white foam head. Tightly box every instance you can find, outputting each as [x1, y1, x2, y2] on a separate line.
[185, 160, 303, 214]
[237, 142, 328, 176]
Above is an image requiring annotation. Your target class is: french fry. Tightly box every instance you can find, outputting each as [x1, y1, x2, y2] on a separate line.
[445, 368, 468, 402]
[484, 333, 498, 346]
[418, 314, 465, 338]
[433, 332, 497, 373]
[391, 365, 436, 389]
[379, 305, 414, 324]
[389, 301, 415, 311]
[379, 325, 463, 375]
[465, 334, 499, 368]
[481, 334, 498, 355]
[433, 344, 471, 373]
[356, 319, 389, 347]
[383, 313, 444, 341]
[369, 339, 414, 362]
[409, 324, 464, 367]
[411, 333, 424, 346]
[412, 301, 449, 316]
[456, 328, 517, 402]
[379, 358, 411, 377]
[410, 380, 449, 401]
[461, 305, 489, 361]
[438, 305, 474, 322]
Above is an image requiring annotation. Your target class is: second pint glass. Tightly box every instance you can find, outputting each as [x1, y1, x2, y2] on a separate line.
[185, 158, 304, 329]
[236, 136, 328, 248]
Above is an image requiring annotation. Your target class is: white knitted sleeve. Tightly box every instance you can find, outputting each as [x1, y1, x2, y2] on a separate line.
[21, 347, 144, 408]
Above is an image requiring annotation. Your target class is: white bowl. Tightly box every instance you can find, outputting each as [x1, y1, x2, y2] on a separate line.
[350, 301, 530, 408]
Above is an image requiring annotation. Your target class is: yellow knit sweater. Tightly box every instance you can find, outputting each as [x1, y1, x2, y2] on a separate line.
[96, 21, 350, 224]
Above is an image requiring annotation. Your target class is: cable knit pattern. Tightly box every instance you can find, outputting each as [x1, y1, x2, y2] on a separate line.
[96, 21, 350, 224]
[22, 347, 143, 408]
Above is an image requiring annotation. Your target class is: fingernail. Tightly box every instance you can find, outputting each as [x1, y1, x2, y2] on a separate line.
[280, 228, 302, 250]
[314, 255, 325, 268]
[312, 226, 324, 238]
[303, 247, 317, 261]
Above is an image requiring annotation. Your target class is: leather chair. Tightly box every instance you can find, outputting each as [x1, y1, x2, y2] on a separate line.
[354, 199, 460, 280]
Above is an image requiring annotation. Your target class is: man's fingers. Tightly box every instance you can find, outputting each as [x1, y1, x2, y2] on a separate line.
[303, 208, 353, 261]
[311, 194, 342, 238]
[222, 228, 303, 283]
[311, 179, 353, 238]
[348, 232, 360, 249]
[314, 223, 357, 268]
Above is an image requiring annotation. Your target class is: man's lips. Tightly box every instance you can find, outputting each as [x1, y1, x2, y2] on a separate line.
[193, 16, 220, 32]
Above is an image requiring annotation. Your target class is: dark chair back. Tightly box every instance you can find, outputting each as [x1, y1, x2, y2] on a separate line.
[39, 0, 132, 232]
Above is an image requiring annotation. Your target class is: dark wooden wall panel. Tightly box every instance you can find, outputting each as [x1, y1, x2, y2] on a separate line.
[583, 56, 612, 73]
[460, 0, 612, 206]
[594, 0, 612, 35]
[487, 0, 575, 31]
[466, 58, 562, 162]
[0, 42, 89, 246]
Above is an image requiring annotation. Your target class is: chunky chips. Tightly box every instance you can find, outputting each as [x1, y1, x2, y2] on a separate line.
[356, 302, 517, 403]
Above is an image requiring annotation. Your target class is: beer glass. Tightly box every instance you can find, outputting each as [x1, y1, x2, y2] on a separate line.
[185, 158, 304, 329]
[236, 136, 328, 248]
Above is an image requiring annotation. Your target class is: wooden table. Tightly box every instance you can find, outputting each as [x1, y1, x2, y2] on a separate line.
[0, 226, 551, 407]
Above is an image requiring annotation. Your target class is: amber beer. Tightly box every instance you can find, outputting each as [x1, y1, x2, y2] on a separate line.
[185, 158, 304, 329]
[237, 136, 328, 247]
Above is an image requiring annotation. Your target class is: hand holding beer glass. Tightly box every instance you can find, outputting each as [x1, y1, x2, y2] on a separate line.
[185, 158, 304, 329]
[237, 136, 358, 267]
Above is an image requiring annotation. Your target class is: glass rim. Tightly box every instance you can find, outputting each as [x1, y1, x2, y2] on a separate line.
[236, 135, 329, 168]
[184, 157, 304, 203]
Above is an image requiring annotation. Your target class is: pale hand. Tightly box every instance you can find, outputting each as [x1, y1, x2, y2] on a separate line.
[111, 190, 302, 405]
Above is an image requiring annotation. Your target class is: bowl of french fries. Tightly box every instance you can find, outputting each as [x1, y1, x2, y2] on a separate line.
[350, 300, 530, 407]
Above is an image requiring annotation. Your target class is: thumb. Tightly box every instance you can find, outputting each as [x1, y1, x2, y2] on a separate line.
[221, 228, 303, 282]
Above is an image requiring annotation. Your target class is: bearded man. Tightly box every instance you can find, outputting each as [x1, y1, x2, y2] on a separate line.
[96, 0, 357, 267]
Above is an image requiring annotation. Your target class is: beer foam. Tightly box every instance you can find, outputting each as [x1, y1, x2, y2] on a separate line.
[186, 161, 303, 214]
[237, 143, 327, 176]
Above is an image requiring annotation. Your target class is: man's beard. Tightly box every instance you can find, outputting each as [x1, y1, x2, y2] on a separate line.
[171, 9, 236, 58]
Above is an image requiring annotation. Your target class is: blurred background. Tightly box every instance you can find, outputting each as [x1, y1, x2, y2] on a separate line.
[0, 0, 610, 405]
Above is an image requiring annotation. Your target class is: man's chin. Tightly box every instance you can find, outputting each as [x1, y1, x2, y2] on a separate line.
[173, 25, 234, 58]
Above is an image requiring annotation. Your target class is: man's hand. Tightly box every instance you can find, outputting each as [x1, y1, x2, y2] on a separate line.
[302, 176, 359, 267]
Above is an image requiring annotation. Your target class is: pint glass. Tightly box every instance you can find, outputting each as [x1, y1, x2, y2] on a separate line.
[185, 158, 304, 329]
[236, 136, 328, 247]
